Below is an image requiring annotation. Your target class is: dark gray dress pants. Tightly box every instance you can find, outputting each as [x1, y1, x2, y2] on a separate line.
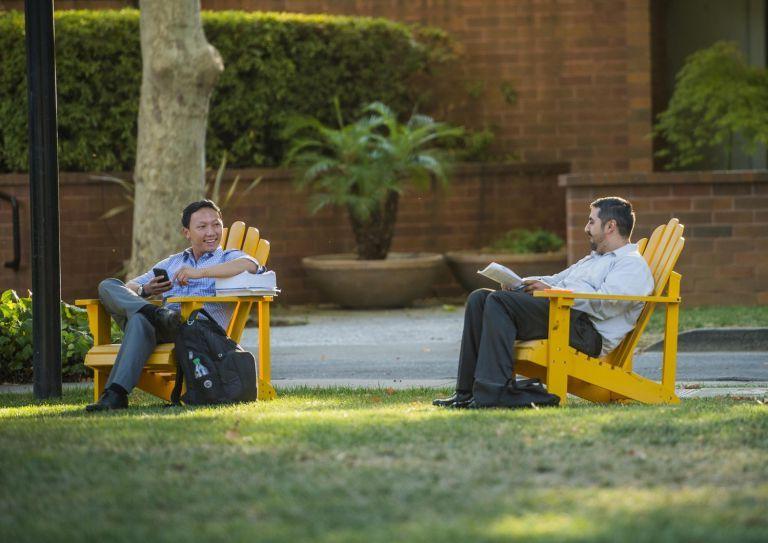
[456, 289, 602, 405]
[97, 278, 176, 393]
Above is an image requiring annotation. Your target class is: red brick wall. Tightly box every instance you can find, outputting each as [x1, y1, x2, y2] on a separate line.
[0, 163, 568, 304]
[1, 0, 655, 173]
[561, 171, 768, 306]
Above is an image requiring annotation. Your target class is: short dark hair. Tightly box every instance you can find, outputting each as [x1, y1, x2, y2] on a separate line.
[181, 199, 221, 228]
[590, 196, 635, 238]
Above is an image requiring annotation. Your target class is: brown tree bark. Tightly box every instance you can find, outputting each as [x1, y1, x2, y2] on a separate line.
[128, 0, 223, 276]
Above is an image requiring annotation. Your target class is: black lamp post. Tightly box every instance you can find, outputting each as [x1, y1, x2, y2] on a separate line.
[25, 0, 62, 399]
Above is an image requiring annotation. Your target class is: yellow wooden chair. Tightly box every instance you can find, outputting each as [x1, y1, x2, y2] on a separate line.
[76, 221, 277, 403]
[514, 218, 685, 405]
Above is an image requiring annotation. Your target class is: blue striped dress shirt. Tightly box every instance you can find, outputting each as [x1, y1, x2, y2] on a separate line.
[131, 247, 259, 330]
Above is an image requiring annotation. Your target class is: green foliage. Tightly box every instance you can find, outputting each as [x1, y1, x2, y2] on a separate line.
[0, 289, 122, 383]
[0, 9, 450, 172]
[499, 80, 518, 106]
[486, 228, 564, 254]
[283, 101, 462, 258]
[654, 41, 768, 170]
[95, 153, 262, 220]
[454, 126, 496, 162]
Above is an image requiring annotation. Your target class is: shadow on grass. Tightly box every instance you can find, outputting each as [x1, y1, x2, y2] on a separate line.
[1, 389, 767, 542]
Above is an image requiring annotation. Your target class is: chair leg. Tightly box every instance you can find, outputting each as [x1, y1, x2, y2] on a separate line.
[258, 380, 277, 401]
[92, 369, 107, 402]
[546, 362, 568, 405]
[546, 298, 573, 406]
[257, 300, 276, 401]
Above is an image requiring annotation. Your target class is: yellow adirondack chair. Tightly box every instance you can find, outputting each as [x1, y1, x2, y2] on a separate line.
[514, 218, 685, 405]
[75, 221, 277, 403]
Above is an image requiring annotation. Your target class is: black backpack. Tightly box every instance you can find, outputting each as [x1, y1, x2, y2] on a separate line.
[171, 308, 257, 405]
[474, 377, 561, 408]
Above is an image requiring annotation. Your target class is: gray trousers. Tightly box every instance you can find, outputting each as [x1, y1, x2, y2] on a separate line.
[98, 278, 176, 393]
[457, 289, 602, 404]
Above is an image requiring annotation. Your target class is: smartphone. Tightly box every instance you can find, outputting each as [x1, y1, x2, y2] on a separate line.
[153, 268, 170, 282]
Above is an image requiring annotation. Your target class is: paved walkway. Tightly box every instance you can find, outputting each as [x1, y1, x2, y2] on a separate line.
[3, 306, 766, 399]
[236, 306, 768, 399]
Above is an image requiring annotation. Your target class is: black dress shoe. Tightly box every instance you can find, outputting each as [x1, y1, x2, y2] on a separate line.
[432, 391, 472, 408]
[450, 396, 476, 409]
[155, 307, 181, 337]
[85, 389, 128, 412]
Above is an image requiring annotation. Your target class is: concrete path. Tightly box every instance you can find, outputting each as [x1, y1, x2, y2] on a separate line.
[239, 305, 768, 399]
[2, 306, 766, 400]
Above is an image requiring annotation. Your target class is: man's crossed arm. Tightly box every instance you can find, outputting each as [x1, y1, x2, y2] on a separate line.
[173, 258, 258, 286]
[126, 257, 259, 297]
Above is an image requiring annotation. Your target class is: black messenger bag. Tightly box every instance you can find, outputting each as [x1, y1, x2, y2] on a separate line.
[171, 308, 257, 405]
[473, 377, 561, 408]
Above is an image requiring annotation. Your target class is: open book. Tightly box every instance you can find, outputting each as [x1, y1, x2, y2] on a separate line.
[215, 270, 280, 297]
[477, 262, 523, 289]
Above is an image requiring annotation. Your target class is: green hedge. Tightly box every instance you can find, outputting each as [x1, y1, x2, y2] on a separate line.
[0, 9, 447, 172]
[0, 289, 122, 383]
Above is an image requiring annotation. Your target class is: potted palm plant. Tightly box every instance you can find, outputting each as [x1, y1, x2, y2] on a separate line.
[283, 102, 462, 308]
[445, 228, 567, 292]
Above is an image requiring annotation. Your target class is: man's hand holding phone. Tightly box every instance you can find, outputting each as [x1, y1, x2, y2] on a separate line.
[142, 268, 172, 297]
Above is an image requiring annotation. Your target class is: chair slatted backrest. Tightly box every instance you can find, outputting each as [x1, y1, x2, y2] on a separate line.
[225, 221, 247, 251]
[220, 221, 270, 265]
[604, 219, 685, 366]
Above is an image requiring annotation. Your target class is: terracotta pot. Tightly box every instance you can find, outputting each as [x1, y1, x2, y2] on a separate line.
[444, 250, 568, 292]
[302, 252, 445, 308]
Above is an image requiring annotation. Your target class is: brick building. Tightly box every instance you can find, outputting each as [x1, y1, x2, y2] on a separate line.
[0, 0, 766, 305]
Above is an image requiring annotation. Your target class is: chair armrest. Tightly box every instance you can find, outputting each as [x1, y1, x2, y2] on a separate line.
[76, 298, 162, 306]
[75, 299, 112, 346]
[533, 290, 680, 303]
[166, 295, 272, 304]
[167, 295, 273, 321]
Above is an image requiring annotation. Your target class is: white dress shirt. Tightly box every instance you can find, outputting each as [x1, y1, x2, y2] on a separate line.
[531, 243, 654, 356]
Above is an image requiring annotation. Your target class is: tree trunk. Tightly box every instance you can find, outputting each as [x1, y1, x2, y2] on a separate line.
[128, 0, 223, 276]
[348, 190, 400, 259]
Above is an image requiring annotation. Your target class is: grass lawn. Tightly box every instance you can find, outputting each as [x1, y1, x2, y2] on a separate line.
[1, 387, 767, 542]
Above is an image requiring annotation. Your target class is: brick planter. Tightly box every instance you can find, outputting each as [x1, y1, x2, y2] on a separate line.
[444, 250, 567, 292]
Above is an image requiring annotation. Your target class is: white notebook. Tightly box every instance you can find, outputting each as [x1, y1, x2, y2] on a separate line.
[215, 270, 279, 296]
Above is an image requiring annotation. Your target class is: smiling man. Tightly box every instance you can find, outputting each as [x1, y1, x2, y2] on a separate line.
[433, 196, 654, 409]
[86, 200, 261, 412]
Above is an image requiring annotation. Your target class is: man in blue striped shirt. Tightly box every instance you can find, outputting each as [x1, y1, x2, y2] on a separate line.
[86, 200, 260, 412]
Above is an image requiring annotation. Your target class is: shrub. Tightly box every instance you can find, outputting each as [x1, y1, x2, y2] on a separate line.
[0, 289, 122, 383]
[283, 101, 461, 259]
[485, 229, 564, 254]
[653, 41, 768, 170]
[0, 9, 450, 172]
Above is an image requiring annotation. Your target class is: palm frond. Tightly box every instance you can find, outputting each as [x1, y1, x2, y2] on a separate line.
[91, 174, 134, 195]
[207, 153, 228, 203]
[99, 204, 132, 220]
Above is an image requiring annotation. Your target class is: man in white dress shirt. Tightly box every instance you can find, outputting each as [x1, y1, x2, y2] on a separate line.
[433, 196, 654, 408]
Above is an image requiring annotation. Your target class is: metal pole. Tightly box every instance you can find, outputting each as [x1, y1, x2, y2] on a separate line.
[25, 0, 62, 399]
